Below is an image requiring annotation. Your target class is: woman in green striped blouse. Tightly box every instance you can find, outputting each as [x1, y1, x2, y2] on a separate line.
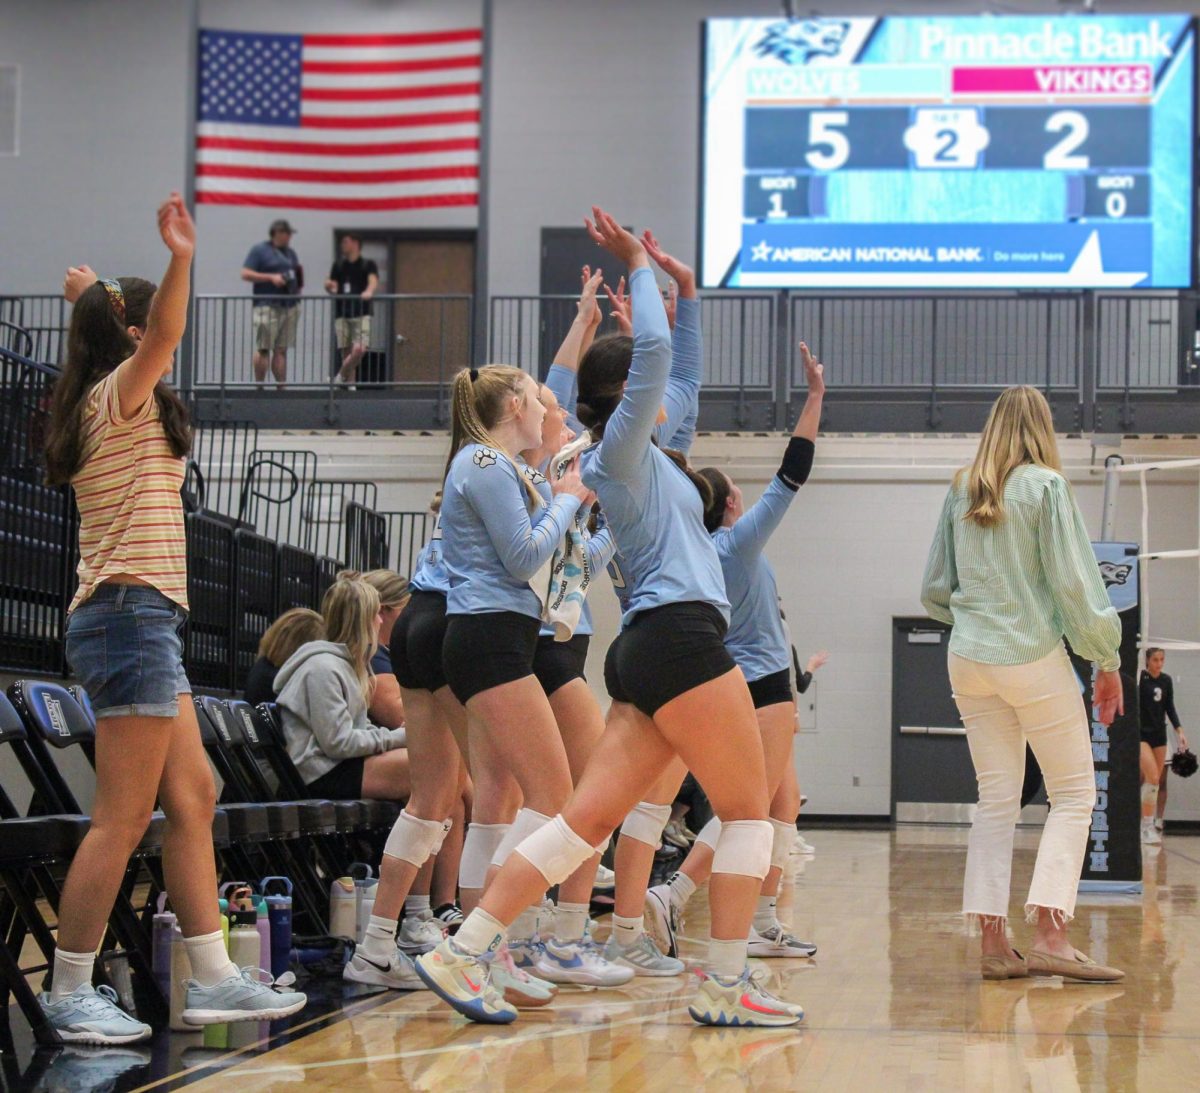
[921, 386, 1124, 983]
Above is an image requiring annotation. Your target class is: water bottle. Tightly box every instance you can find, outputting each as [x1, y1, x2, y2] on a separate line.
[262, 876, 294, 980]
[218, 898, 230, 953]
[169, 925, 195, 1032]
[229, 909, 262, 972]
[329, 876, 357, 940]
[254, 894, 272, 970]
[350, 863, 378, 945]
[151, 894, 175, 999]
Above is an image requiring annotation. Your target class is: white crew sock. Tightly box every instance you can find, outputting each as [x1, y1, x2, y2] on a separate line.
[404, 894, 432, 920]
[667, 871, 697, 910]
[509, 906, 540, 941]
[360, 914, 399, 961]
[754, 895, 778, 933]
[453, 909, 506, 957]
[611, 914, 643, 948]
[50, 948, 95, 1000]
[708, 938, 748, 978]
[184, 930, 239, 987]
[553, 902, 590, 943]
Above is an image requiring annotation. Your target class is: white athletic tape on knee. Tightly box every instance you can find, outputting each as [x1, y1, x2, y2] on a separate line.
[619, 801, 672, 847]
[383, 809, 452, 867]
[460, 823, 509, 889]
[712, 819, 773, 879]
[1141, 783, 1159, 806]
[513, 815, 595, 886]
[695, 816, 722, 851]
[769, 819, 794, 871]
[491, 808, 551, 869]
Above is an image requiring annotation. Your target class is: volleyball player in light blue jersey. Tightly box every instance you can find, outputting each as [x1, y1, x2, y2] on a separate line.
[417, 209, 802, 1028]
[641, 344, 826, 963]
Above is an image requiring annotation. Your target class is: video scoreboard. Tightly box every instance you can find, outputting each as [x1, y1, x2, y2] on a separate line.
[700, 15, 1195, 288]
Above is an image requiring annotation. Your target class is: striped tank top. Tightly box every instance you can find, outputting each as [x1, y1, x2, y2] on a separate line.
[69, 370, 189, 613]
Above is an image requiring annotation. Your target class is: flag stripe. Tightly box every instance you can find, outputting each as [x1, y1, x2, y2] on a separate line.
[195, 176, 478, 198]
[197, 147, 479, 170]
[303, 68, 479, 90]
[198, 120, 480, 144]
[302, 95, 479, 118]
[304, 29, 481, 48]
[196, 134, 479, 157]
[300, 109, 480, 129]
[197, 162, 479, 184]
[302, 54, 480, 76]
[303, 43, 478, 64]
[302, 80, 480, 102]
[197, 191, 479, 211]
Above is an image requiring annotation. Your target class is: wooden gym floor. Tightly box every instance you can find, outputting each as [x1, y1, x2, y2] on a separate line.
[10, 825, 1200, 1091]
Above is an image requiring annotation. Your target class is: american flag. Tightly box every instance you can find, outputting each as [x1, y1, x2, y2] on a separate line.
[195, 27, 481, 211]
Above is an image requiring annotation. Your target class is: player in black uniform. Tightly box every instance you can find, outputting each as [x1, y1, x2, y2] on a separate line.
[1139, 648, 1188, 844]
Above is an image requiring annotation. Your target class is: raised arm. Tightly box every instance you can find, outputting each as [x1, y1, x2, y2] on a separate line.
[585, 208, 672, 482]
[462, 454, 587, 581]
[1037, 475, 1121, 672]
[920, 488, 958, 627]
[642, 232, 701, 449]
[547, 266, 604, 427]
[114, 193, 193, 419]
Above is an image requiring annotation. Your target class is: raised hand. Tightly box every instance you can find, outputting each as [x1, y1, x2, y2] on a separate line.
[641, 230, 696, 298]
[806, 650, 829, 674]
[158, 192, 195, 261]
[63, 265, 98, 304]
[603, 276, 632, 336]
[584, 206, 647, 270]
[578, 265, 604, 328]
[800, 341, 825, 397]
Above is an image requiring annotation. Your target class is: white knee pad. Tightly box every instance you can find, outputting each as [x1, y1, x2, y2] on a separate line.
[769, 819, 794, 871]
[695, 816, 722, 851]
[619, 802, 672, 847]
[712, 819, 773, 879]
[383, 809, 451, 867]
[459, 822, 509, 890]
[491, 808, 551, 869]
[1141, 783, 1159, 805]
[513, 815, 595, 886]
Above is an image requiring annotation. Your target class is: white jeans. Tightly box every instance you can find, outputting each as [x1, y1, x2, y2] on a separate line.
[949, 645, 1096, 925]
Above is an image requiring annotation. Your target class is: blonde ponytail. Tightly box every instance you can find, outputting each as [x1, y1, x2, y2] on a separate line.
[320, 573, 380, 707]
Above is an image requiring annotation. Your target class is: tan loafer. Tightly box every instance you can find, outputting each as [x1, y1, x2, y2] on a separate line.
[981, 951, 1029, 981]
[1027, 948, 1124, 983]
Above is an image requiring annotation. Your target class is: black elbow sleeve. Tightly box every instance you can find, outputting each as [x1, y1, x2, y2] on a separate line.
[777, 437, 815, 491]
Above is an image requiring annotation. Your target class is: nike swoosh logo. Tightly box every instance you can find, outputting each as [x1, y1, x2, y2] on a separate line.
[740, 993, 791, 1017]
[359, 956, 393, 973]
[464, 974, 481, 992]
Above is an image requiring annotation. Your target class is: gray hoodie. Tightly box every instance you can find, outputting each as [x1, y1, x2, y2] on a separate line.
[274, 641, 405, 786]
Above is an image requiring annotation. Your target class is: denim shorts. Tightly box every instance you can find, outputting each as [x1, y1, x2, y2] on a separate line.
[65, 583, 191, 719]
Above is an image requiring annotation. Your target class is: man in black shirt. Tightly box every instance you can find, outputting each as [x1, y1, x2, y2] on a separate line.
[1139, 647, 1188, 843]
[325, 233, 378, 387]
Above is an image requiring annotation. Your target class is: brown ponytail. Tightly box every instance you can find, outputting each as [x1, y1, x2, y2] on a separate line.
[696, 467, 730, 532]
[661, 447, 713, 515]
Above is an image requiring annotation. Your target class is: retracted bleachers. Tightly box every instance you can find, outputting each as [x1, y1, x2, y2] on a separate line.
[343, 501, 389, 572]
[232, 529, 279, 692]
[184, 512, 236, 692]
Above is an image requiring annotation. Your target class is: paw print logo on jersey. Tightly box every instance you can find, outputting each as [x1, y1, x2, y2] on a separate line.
[472, 448, 498, 469]
[904, 109, 990, 170]
[754, 19, 851, 65]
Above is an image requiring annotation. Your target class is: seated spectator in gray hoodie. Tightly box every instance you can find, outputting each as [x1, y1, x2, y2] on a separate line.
[274, 574, 410, 800]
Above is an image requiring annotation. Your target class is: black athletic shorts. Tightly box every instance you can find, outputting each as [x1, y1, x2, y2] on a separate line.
[306, 757, 364, 799]
[532, 633, 590, 697]
[443, 610, 541, 705]
[609, 602, 734, 718]
[1141, 721, 1168, 749]
[747, 668, 795, 710]
[390, 590, 449, 692]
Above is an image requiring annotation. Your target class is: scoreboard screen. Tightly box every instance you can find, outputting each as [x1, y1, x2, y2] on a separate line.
[700, 14, 1195, 288]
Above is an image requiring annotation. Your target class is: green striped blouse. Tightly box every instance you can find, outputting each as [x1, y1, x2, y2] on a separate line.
[920, 464, 1121, 672]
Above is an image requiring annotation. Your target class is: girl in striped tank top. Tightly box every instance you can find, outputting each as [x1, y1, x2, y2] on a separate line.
[40, 195, 305, 1043]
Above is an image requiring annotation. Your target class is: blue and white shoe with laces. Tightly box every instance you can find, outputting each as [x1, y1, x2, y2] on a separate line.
[182, 967, 307, 1025]
[39, 984, 152, 1045]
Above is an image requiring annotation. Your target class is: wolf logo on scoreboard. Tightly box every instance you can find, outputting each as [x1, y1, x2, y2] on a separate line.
[1097, 561, 1133, 588]
[753, 18, 852, 65]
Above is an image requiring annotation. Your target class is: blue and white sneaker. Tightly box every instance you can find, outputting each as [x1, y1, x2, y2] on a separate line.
[505, 936, 544, 972]
[39, 984, 152, 1045]
[182, 967, 307, 1025]
[414, 938, 517, 1025]
[530, 937, 635, 987]
[644, 885, 681, 959]
[748, 922, 818, 958]
[688, 967, 803, 1028]
[343, 946, 427, 990]
[602, 932, 686, 977]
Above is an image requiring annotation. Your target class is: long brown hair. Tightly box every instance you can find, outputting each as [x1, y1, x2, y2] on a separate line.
[44, 277, 192, 485]
[697, 467, 731, 532]
[445, 366, 541, 506]
[576, 334, 633, 440]
[960, 386, 1062, 527]
[258, 608, 324, 665]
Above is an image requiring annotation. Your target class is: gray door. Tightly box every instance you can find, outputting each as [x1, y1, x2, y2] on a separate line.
[891, 617, 978, 822]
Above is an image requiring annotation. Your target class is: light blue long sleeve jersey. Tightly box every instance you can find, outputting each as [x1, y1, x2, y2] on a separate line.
[409, 513, 449, 594]
[546, 294, 703, 614]
[441, 443, 583, 618]
[578, 268, 728, 628]
[712, 477, 799, 683]
[523, 463, 616, 637]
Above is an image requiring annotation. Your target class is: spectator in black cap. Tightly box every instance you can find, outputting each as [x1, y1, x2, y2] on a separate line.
[241, 219, 303, 388]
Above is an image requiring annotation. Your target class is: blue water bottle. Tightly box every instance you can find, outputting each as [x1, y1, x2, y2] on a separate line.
[261, 876, 294, 979]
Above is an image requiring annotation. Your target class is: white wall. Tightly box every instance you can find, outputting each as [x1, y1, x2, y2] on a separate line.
[232, 431, 1200, 820]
